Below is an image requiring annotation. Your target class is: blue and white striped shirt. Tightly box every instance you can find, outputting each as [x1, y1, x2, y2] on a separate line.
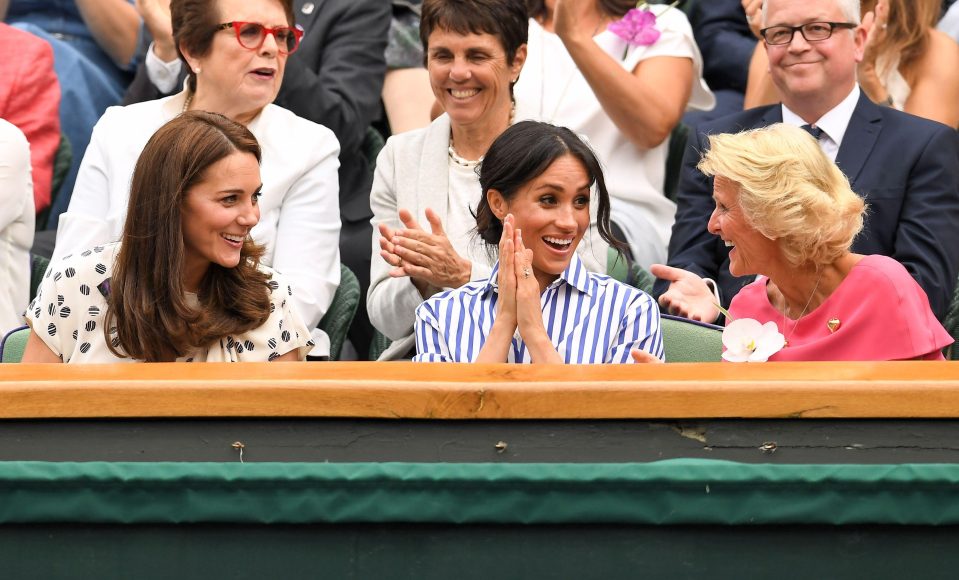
[413, 255, 664, 363]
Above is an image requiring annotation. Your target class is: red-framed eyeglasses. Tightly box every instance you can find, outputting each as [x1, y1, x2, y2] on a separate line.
[215, 21, 304, 55]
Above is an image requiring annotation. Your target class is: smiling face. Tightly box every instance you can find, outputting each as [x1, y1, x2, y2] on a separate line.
[181, 150, 262, 291]
[763, 0, 864, 116]
[488, 154, 591, 288]
[707, 176, 781, 278]
[182, 0, 290, 122]
[426, 28, 526, 130]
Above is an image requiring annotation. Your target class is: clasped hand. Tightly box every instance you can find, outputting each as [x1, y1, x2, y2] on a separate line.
[379, 208, 472, 296]
[493, 215, 548, 342]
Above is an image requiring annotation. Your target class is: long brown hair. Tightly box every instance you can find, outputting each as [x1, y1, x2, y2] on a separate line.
[860, 0, 938, 76]
[105, 111, 272, 362]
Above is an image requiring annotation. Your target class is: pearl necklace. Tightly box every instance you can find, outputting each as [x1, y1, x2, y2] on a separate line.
[182, 93, 194, 113]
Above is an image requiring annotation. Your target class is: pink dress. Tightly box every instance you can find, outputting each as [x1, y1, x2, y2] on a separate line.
[727, 255, 953, 361]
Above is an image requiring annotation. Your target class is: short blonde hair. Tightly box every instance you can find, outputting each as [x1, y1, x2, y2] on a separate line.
[697, 123, 865, 268]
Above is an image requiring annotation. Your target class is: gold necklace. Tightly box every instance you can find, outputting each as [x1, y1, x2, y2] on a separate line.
[781, 273, 822, 347]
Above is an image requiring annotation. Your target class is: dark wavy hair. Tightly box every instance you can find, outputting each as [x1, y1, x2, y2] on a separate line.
[420, 0, 529, 65]
[172, 0, 296, 93]
[475, 120, 622, 252]
[105, 111, 272, 361]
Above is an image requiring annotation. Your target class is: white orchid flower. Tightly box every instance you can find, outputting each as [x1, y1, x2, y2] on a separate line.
[721, 318, 785, 362]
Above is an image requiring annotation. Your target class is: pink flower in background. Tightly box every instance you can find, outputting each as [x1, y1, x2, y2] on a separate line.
[608, 7, 662, 46]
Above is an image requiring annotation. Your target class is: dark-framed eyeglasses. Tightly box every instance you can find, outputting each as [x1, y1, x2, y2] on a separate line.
[759, 21, 857, 45]
[215, 21, 304, 54]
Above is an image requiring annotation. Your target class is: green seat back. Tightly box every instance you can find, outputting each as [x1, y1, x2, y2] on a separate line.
[607, 247, 655, 294]
[661, 315, 722, 362]
[36, 132, 72, 231]
[943, 278, 959, 360]
[319, 264, 361, 361]
[30, 253, 50, 303]
[1, 326, 30, 363]
[362, 126, 386, 169]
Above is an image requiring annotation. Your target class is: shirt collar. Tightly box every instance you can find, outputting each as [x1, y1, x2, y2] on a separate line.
[781, 85, 859, 148]
[484, 254, 592, 295]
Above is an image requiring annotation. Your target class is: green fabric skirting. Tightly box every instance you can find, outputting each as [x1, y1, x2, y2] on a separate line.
[0, 459, 957, 525]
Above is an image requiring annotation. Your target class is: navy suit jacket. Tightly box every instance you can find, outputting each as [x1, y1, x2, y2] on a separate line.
[656, 92, 959, 320]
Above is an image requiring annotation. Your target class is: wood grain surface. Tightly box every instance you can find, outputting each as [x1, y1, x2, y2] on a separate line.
[1, 362, 958, 419]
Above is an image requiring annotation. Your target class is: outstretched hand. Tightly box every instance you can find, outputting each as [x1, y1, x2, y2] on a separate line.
[650, 264, 720, 323]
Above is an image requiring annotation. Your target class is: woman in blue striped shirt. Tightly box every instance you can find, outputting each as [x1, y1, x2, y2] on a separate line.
[413, 121, 664, 363]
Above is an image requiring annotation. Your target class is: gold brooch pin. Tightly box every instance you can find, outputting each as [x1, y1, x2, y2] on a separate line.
[826, 318, 841, 333]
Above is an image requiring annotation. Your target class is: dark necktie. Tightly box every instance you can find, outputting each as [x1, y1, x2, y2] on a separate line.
[801, 123, 824, 140]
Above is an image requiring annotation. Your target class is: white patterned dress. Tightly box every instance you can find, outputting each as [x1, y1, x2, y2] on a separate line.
[27, 243, 313, 363]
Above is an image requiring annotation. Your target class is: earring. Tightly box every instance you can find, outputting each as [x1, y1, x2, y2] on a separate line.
[194, 67, 201, 74]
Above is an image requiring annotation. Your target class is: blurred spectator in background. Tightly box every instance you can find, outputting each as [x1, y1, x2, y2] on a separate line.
[684, 0, 755, 128]
[382, 0, 432, 134]
[0, 120, 35, 335]
[0, 22, 60, 215]
[3, 0, 140, 226]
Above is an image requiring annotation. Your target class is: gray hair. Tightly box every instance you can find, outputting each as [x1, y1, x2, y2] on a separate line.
[761, 0, 861, 28]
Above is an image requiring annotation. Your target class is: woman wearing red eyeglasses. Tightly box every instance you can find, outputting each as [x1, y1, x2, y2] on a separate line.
[52, 0, 343, 359]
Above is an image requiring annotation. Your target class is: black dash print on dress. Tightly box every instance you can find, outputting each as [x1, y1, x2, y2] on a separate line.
[268, 338, 277, 349]
[268, 280, 280, 292]
[79, 343, 91, 354]
[281, 330, 291, 342]
[268, 352, 279, 361]
[79, 284, 90, 296]
[88, 306, 100, 316]
[95, 263, 107, 275]
[243, 340, 254, 351]
[65, 267, 76, 278]
[85, 321, 96, 332]
[47, 323, 56, 336]
[59, 306, 71, 318]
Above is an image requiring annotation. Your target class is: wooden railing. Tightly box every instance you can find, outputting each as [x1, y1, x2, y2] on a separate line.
[1, 361, 959, 419]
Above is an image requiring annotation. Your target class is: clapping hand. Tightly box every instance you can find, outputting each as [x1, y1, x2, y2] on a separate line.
[858, 0, 889, 86]
[379, 208, 472, 297]
[741, 0, 763, 40]
[135, 0, 176, 62]
[476, 215, 561, 363]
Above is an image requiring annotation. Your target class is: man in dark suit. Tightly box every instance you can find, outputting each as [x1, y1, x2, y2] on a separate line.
[654, 0, 959, 323]
[123, 0, 390, 356]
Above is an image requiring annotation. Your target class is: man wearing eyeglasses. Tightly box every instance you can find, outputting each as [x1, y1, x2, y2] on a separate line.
[653, 0, 959, 324]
